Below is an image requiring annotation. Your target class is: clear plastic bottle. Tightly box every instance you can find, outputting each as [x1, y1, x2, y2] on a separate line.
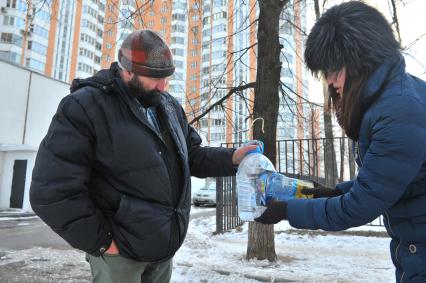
[236, 142, 275, 221]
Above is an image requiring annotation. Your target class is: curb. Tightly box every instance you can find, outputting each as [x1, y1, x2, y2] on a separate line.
[0, 212, 36, 218]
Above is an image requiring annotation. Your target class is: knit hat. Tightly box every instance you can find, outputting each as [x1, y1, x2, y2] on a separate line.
[118, 30, 175, 78]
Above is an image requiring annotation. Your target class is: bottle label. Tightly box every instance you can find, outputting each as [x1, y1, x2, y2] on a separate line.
[264, 173, 314, 204]
[237, 179, 257, 213]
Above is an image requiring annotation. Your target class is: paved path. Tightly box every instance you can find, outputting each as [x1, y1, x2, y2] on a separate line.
[0, 207, 216, 251]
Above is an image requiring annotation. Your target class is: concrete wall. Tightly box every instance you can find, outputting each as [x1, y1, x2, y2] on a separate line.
[0, 60, 69, 210]
[0, 60, 70, 147]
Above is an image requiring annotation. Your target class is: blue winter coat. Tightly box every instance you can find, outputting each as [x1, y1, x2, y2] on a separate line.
[287, 56, 426, 282]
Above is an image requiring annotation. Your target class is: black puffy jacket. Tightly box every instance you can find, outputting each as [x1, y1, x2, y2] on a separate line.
[30, 63, 236, 262]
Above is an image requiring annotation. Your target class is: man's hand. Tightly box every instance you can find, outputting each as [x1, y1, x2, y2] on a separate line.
[300, 180, 343, 198]
[254, 201, 287, 224]
[232, 142, 261, 165]
[105, 240, 119, 255]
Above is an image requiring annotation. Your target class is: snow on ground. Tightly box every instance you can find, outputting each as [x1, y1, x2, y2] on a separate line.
[0, 208, 395, 282]
[172, 215, 394, 283]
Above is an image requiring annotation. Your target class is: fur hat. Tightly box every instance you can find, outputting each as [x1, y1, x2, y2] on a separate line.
[118, 30, 175, 78]
[304, 1, 400, 79]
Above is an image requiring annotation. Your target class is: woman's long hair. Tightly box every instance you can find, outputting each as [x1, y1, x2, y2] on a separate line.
[328, 72, 369, 140]
[305, 1, 401, 140]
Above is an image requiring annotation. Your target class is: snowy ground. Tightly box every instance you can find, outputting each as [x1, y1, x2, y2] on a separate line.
[0, 208, 395, 283]
[172, 214, 394, 283]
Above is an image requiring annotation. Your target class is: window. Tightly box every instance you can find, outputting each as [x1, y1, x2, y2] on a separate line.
[1, 32, 22, 46]
[6, 0, 17, 8]
[172, 36, 184, 44]
[172, 24, 185, 33]
[3, 16, 15, 26]
[212, 24, 226, 33]
[191, 26, 199, 34]
[213, 0, 226, 7]
[36, 10, 50, 22]
[191, 14, 199, 21]
[99, 2, 105, 11]
[160, 17, 167, 24]
[26, 58, 45, 72]
[202, 66, 209, 74]
[202, 29, 210, 37]
[281, 68, 292, 78]
[172, 13, 185, 21]
[200, 119, 208, 128]
[1, 33, 13, 43]
[213, 119, 224, 126]
[78, 62, 94, 74]
[192, 2, 199, 10]
[212, 11, 226, 20]
[202, 54, 209, 63]
[28, 41, 47, 55]
[173, 60, 183, 68]
[171, 48, 184, 56]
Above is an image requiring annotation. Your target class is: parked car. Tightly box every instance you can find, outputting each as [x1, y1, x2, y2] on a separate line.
[192, 182, 216, 206]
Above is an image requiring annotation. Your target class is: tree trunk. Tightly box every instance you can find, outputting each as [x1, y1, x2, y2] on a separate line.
[313, 0, 338, 187]
[247, 0, 287, 261]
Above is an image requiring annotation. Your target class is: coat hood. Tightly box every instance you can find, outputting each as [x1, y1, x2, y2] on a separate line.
[69, 63, 120, 94]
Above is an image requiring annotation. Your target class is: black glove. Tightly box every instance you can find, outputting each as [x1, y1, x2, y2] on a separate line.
[254, 201, 287, 224]
[300, 180, 343, 198]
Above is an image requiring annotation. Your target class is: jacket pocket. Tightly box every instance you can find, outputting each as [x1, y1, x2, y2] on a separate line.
[112, 195, 175, 261]
[398, 242, 426, 281]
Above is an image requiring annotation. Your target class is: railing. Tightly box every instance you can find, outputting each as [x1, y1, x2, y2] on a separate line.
[216, 137, 383, 234]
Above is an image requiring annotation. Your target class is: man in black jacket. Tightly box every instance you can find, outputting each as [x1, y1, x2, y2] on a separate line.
[30, 30, 255, 283]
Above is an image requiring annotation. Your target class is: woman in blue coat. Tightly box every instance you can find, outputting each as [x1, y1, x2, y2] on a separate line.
[255, 2, 426, 282]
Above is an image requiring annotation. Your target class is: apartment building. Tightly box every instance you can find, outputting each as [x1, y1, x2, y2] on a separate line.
[0, 0, 315, 147]
[185, 0, 313, 147]
[0, 0, 187, 105]
[0, 0, 51, 72]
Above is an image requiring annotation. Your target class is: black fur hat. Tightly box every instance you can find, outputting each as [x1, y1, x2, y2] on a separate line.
[305, 1, 400, 79]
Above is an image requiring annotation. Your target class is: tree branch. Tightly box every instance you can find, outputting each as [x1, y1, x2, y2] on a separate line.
[189, 82, 256, 125]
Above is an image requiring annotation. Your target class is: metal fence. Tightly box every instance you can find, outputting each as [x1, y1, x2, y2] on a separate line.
[216, 137, 383, 234]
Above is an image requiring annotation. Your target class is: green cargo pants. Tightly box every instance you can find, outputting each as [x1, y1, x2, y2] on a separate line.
[86, 253, 173, 283]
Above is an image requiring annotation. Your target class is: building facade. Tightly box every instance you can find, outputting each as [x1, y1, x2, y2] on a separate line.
[0, 0, 315, 145]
